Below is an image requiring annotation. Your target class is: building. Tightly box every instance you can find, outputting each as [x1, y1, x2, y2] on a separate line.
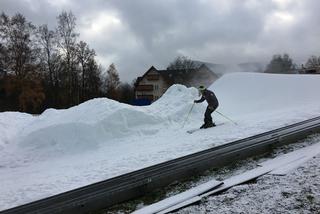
[134, 64, 219, 103]
[298, 66, 320, 74]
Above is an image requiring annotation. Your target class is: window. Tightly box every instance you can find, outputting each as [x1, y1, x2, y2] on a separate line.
[136, 84, 153, 91]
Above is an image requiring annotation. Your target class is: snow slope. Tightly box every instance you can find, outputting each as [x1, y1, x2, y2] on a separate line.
[213, 72, 320, 117]
[1, 72, 320, 210]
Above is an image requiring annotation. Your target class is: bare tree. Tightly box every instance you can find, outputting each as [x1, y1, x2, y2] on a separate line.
[37, 24, 65, 106]
[0, 43, 9, 72]
[0, 12, 37, 77]
[0, 10, 106, 112]
[167, 55, 196, 70]
[56, 11, 79, 105]
[76, 41, 95, 101]
[38, 25, 55, 84]
[0, 13, 46, 112]
[56, 11, 78, 66]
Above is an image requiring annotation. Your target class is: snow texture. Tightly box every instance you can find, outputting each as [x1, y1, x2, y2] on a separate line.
[176, 153, 320, 214]
[132, 180, 222, 214]
[1, 72, 320, 210]
[135, 142, 320, 214]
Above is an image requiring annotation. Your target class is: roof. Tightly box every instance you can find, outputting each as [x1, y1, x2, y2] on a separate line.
[133, 66, 158, 87]
[157, 64, 218, 87]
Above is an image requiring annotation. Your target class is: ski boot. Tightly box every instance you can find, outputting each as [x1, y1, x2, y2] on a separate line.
[200, 123, 207, 129]
[204, 122, 216, 128]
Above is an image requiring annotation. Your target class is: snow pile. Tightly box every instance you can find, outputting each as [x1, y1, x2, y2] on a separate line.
[1, 85, 203, 160]
[0, 112, 33, 148]
[18, 99, 161, 154]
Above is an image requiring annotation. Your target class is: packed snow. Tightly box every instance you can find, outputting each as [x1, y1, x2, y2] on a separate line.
[1, 72, 320, 211]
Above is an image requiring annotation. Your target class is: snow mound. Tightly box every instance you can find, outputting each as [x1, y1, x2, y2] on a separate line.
[9, 85, 200, 158]
[0, 112, 33, 148]
[151, 85, 204, 120]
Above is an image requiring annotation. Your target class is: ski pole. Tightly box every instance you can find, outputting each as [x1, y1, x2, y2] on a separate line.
[215, 110, 238, 125]
[182, 103, 195, 128]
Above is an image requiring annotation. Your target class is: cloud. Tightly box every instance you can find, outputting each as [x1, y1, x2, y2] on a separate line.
[1, 0, 320, 81]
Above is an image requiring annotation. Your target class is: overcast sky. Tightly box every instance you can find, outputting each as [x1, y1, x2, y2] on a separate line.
[1, 0, 320, 81]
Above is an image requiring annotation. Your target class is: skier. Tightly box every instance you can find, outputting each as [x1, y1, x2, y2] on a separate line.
[194, 86, 219, 129]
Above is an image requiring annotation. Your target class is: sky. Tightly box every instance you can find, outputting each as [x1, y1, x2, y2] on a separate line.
[1, 0, 320, 81]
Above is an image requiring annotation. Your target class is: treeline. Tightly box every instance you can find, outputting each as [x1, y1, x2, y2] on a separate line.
[0, 11, 134, 114]
[264, 53, 320, 74]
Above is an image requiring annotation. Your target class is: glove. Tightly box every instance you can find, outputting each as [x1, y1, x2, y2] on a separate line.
[194, 100, 198, 103]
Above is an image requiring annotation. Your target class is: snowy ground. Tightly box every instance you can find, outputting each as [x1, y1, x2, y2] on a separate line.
[176, 137, 320, 214]
[1, 72, 320, 211]
[110, 134, 320, 214]
[190, 155, 320, 214]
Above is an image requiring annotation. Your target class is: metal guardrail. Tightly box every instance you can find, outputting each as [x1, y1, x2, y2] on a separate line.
[2, 116, 320, 214]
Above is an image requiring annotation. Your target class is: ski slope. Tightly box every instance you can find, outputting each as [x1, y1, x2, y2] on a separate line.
[1, 72, 320, 210]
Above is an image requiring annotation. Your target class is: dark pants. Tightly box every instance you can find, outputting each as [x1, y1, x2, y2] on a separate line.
[204, 105, 217, 124]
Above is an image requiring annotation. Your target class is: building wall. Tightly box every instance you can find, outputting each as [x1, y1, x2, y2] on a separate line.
[135, 69, 170, 102]
[135, 64, 219, 103]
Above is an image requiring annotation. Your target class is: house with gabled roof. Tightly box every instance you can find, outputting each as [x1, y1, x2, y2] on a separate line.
[134, 64, 219, 103]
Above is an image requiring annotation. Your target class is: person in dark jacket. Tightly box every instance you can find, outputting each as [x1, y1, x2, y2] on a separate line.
[194, 85, 219, 129]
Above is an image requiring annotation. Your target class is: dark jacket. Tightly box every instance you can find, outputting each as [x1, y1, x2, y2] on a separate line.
[195, 89, 219, 108]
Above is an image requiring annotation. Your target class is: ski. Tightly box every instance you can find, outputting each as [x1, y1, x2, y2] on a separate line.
[187, 128, 201, 134]
[187, 123, 224, 134]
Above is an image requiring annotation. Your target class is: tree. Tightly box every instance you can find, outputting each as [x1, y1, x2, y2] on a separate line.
[167, 55, 196, 70]
[0, 43, 8, 71]
[0, 12, 37, 77]
[56, 11, 78, 65]
[2, 73, 45, 113]
[105, 63, 120, 100]
[56, 10, 79, 105]
[0, 10, 105, 112]
[76, 41, 95, 101]
[305, 55, 320, 68]
[37, 24, 63, 107]
[83, 58, 103, 100]
[0, 13, 45, 113]
[265, 54, 295, 74]
[119, 82, 134, 104]
[37, 24, 56, 87]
